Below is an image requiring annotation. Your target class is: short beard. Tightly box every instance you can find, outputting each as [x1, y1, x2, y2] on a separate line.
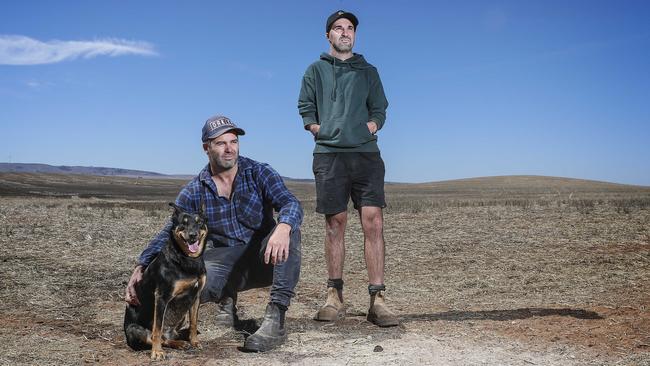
[332, 38, 353, 53]
[217, 159, 237, 170]
[211, 153, 238, 171]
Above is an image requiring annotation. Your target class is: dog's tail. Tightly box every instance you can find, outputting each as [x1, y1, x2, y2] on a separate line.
[124, 306, 152, 350]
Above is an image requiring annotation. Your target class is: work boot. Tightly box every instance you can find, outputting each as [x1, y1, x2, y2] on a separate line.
[215, 296, 237, 327]
[243, 303, 287, 352]
[313, 287, 345, 321]
[367, 290, 399, 327]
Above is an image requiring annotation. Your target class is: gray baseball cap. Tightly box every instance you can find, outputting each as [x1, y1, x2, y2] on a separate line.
[201, 115, 245, 142]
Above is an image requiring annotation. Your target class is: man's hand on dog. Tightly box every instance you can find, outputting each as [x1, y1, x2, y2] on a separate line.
[125, 265, 144, 306]
[265, 223, 292, 265]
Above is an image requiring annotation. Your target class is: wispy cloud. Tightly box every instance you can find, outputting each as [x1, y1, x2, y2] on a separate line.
[26, 80, 43, 88]
[0, 35, 158, 65]
[25, 79, 54, 89]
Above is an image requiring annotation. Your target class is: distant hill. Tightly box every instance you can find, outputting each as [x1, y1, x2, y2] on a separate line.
[1, 163, 646, 191]
[0, 162, 316, 183]
[0, 162, 169, 177]
[404, 175, 641, 190]
[384, 175, 650, 201]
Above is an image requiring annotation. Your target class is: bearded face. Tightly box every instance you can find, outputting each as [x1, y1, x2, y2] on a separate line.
[328, 18, 355, 54]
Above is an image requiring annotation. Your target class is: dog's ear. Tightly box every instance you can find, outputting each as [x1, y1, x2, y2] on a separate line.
[169, 202, 182, 222]
[199, 200, 207, 219]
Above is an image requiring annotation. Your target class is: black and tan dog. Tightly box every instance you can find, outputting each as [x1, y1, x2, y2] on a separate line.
[124, 203, 208, 360]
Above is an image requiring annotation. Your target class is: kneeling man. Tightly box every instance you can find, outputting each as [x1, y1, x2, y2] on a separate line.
[125, 115, 303, 352]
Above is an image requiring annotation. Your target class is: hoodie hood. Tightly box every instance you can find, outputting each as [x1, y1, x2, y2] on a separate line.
[319, 52, 372, 69]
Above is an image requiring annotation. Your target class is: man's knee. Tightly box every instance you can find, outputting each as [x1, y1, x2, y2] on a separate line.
[290, 228, 302, 252]
[360, 207, 383, 233]
[325, 212, 347, 236]
[200, 272, 227, 303]
[200, 245, 246, 303]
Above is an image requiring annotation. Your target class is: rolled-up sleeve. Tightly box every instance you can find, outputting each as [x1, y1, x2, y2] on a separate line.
[258, 165, 303, 231]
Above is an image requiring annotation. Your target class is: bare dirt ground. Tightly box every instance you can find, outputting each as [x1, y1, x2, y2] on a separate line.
[1, 173, 649, 365]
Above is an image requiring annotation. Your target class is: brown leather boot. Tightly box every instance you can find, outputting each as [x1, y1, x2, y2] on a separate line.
[313, 287, 345, 321]
[367, 290, 399, 327]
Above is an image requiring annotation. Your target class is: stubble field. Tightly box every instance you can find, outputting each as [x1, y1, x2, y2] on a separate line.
[0, 172, 649, 365]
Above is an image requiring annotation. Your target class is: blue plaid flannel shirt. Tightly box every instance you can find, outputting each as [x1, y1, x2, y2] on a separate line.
[138, 156, 303, 267]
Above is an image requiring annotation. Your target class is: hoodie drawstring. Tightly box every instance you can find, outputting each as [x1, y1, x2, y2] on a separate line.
[331, 57, 337, 101]
[322, 53, 369, 102]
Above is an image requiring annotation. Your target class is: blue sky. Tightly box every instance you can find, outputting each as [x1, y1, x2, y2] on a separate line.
[1, 1, 649, 185]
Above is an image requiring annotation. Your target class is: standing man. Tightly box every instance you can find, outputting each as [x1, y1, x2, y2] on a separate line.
[297, 10, 398, 327]
[125, 115, 303, 351]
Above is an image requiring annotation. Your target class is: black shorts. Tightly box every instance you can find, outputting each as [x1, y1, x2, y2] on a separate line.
[312, 152, 386, 214]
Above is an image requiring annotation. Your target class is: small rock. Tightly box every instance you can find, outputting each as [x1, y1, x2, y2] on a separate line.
[373, 345, 383, 352]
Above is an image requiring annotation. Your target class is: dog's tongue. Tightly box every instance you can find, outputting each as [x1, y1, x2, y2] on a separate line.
[188, 241, 200, 253]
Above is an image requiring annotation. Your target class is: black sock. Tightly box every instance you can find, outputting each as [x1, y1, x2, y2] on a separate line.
[327, 278, 344, 290]
[368, 284, 386, 295]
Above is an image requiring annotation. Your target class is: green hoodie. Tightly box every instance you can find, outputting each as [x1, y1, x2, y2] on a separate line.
[298, 53, 388, 153]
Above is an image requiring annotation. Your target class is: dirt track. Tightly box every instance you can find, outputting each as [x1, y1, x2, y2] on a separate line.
[0, 174, 649, 365]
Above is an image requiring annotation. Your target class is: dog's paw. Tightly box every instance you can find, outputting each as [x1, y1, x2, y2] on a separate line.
[166, 339, 191, 350]
[150, 349, 166, 361]
[190, 340, 202, 349]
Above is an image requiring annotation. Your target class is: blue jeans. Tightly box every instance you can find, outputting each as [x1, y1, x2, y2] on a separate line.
[199, 226, 301, 308]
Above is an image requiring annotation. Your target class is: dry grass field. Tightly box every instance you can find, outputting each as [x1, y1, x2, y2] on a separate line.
[0, 172, 649, 365]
